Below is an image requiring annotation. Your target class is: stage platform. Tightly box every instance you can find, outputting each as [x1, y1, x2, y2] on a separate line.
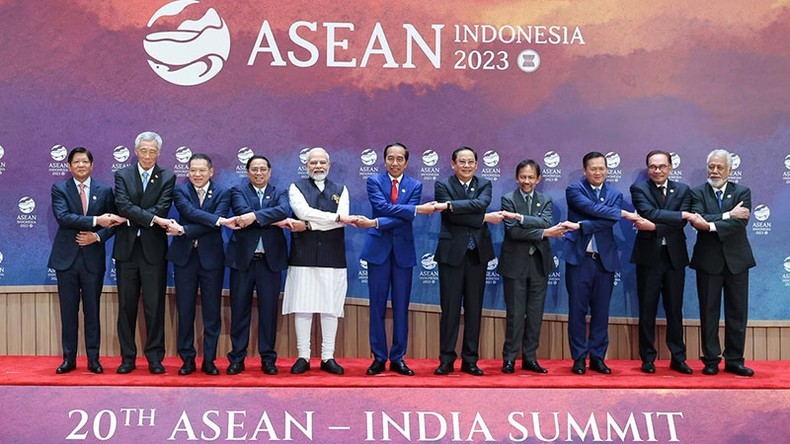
[2, 357, 789, 442]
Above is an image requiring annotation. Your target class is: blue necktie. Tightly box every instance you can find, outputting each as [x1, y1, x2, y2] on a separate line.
[463, 183, 476, 250]
[591, 188, 600, 253]
[142, 171, 149, 192]
[256, 189, 265, 252]
[716, 190, 723, 210]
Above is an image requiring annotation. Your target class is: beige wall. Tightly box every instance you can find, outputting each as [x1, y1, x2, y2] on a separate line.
[2, 288, 789, 360]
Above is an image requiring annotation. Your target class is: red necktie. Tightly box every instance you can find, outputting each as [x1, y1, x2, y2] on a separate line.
[79, 183, 88, 215]
[391, 179, 399, 203]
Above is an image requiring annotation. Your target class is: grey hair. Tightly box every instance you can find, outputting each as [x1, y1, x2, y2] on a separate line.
[135, 131, 163, 151]
[706, 149, 732, 168]
[307, 146, 330, 162]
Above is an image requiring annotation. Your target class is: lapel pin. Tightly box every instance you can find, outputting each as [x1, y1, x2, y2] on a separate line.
[669, 189, 675, 193]
[726, 194, 732, 199]
[600, 197, 605, 202]
[401, 188, 406, 193]
[470, 187, 475, 192]
[266, 195, 271, 199]
[92, 196, 97, 200]
[536, 202, 541, 207]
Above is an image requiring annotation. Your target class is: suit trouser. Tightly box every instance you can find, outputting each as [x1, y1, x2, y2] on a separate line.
[56, 251, 103, 362]
[228, 255, 282, 364]
[502, 255, 547, 362]
[566, 254, 614, 360]
[116, 240, 167, 364]
[174, 248, 224, 363]
[636, 247, 686, 363]
[368, 255, 413, 363]
[438, 249, 486, 365]
[696, 268, 749, 366]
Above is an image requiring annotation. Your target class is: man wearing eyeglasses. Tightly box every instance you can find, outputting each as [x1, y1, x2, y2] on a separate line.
[629, 150, 694, 375]
[687, 149, 755, 377]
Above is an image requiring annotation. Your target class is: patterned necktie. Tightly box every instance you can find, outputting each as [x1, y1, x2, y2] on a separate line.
[716, 190, 723, 210]
[197, 188, 205, 207]
[391, 179, 399, 203]
[659, 185, 666, 204]
[256, 189, 265, 252]
[142, 171, 149, 192]
[78, 183, 88, 215]
[463, 182, 476, 249]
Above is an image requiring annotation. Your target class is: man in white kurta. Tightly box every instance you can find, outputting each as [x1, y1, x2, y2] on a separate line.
[283, 147, 357, 375]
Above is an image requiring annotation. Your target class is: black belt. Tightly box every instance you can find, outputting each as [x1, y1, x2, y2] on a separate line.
[253, 252, 266, 260]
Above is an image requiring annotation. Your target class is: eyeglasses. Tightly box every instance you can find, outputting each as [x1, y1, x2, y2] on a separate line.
[249, 167, 270, 173]
[647, 165, 670, 172]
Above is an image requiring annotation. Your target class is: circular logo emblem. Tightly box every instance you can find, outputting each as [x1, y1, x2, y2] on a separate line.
[144, 0, 231, 86]
[0, 145, 5, 160]
[553, 256, 560, 268]
[299, 148, 312, 164]
[544, 151, 560, 168]
[51, 145, 67, 162]
[360, 149, 377, 166]
[605, 152, 621, 169]
[729, 153, 741, 170]
[0, 251, 3, 264]
[486, 257, 498, 271]
[422, 150, 439, 167]
[784, 154, 790, 170]
[421, 253, 437, 270]
[18, 197, 36, 214]
[359, 259, 368, 270]
[784, 256, 790, 273]
[670, 152, 681, 169]
[113, 145, 131, 163]
[237, 147, 254, 164]
[483, 150, 499, 167]
[753, 205, 770, 222]
[517, 49, 541, 73]
[175, 146, 193, 163]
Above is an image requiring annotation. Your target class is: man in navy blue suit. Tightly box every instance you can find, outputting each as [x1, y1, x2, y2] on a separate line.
[562, 151, 638, 375]
[165, 154, 238, 376]
[630, 150, 694, 375]
[687, 149, 755, 377]
[360, 143, 437, 376]
[48, 147, 125, 374]
[225, 155, 300, 375]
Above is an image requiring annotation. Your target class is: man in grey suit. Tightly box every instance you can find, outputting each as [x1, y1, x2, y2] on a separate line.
[687, 149, 755, 376]
[498, 159, 571, 374]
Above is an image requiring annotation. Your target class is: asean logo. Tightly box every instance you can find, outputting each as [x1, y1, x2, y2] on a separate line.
[670, 152, 681, 169]
[144, 0, 231, 86]
[729, 152, 741, 170]
[51, 145, 67, 162]
[422, 150, 439, 166]
[483, 150, 499, 167]
[753, 205, 770, 222]
[605, 152, 621, 169]
[113, 145, 131, 163]
[360, 149, 377, 166]
[18, 197, 36, 214]
[486, 257, 499, 271]
[784, 256, 790, 273]
[544, 151, 560, 168]
[237, 147, 254, 164]
[299, 148, 312, 164]
[175, 146, 193, 163]
[421, 253, 437, 270]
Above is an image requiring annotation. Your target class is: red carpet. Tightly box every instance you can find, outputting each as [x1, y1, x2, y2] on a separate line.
[1, 356, 787, 389]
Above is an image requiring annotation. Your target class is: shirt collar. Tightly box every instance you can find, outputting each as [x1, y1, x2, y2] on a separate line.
[388, 173, 404, 182]
[137, 163, 154, 176]
[73, 176, 91, 188]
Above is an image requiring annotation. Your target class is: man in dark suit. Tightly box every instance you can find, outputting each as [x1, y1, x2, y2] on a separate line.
[432, 146, 506, 376]
[113, 131, 176, 374]
[48, 147, 125, 374]
[498, 159, 570, 374]
[225, 155, 297, 375]
[563, 151, 638, 375]
[688, 149, 755, 377]
[360, 143, 437, 376]
[165, 154, 237, 376]
[630, 150, 694, 374]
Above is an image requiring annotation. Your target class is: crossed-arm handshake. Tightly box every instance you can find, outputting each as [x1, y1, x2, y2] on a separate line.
[623, 201, 750, 232]
[75, 213, 128, 246]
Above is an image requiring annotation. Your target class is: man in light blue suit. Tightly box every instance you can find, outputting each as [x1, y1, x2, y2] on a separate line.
[360, 143, 437, 376]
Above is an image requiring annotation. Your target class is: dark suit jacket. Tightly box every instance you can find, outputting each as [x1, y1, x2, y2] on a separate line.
[113, 164, 176, 264]
[630, 179, 691, 269]
[166, 181, 230, 270]
[434, 175, 495, 266]
[563, 179, 623, 272]
[360, 172, 422, 267]
[689, 182, 756, 275]
[498, 189, 555, 278]
[225, 182, 290, 272]
[48, 178, 116, 273]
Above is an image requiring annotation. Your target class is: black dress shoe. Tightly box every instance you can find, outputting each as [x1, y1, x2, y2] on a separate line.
[434, 362, 454, 375]
[366, 360, 386, 375]
[390, 361, 415, 376]
[56, 360, 76, 374]
[590, 358, 611, 374]
[523, 360, 548, 374]
[702, 363, 719, 375]
[262, 361, 279, 375]
[117, 361, 136, 374]
[149, 362, 166, 374]
[201, 361, 219, 375]
[670, 360, 693, 374]
[724, 364, 754, 377]
[227, 361, 245, 375]
[87, 360, 104, 374]
[572, 358, 586, 375]
[290, 358, 310, 374]
[320, 359, 344, 375]
[502, 360, 515, 374]
[178, 359, 196, 376]
[641, 361, 656, 374]
[460, 362, 484, 376]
